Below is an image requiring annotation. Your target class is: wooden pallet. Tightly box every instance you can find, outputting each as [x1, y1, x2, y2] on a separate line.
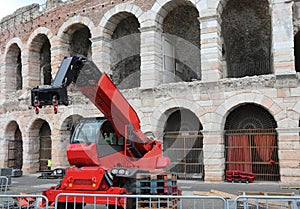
[136, 173, 178, 195]
[138, 198, 178, 209]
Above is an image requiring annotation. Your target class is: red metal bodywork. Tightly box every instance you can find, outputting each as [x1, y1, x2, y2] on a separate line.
[78, 73, 153, 154]
[43, 69, 170, 206]
[66, 141, 168, 171]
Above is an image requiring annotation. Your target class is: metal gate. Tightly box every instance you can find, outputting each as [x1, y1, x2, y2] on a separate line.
[7, 139, 22, 169]
[225, 129, 279, 181]
[39, 135, 51, 171]
[163, 131, 204, 180]
[39, 122, 51, 171]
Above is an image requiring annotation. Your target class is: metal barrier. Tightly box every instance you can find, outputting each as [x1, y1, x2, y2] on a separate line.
[0, 176, 8, 194]
[0, 192, 298, 209]
[233, 195, 300, 209]
[0, 194, 49, 209]
[55, 193, 227, 209]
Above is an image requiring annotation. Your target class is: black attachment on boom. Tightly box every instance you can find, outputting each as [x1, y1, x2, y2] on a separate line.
[31, 55, 88, 114]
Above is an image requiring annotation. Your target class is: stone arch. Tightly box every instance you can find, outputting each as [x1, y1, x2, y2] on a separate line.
[152, 0, 200, 27]
[99, 9, 142, 89]
[4, 38, 23, 54]
[95, 4, 143, 75]
[39, 121, 52, 170]
[215, 93, 283, 132]
[224, 103, 279, 181]
[217, 0, 271, 17]
[98, 3, 143, 37]
[58, 107, 95, 128]
[60, 114, 82, 136]
[27, 118, 52, 172]
[57, 16, 95, 38]
[151, 98, 199, 135]
[57, 16, 95, 58]
[225, 103, 277, 130]
[4, 41, 23, 92]
[220, 0, 272, 78]
[3, 121, 23, 169]
[152, 0, 201, 83]
[27, 27, 55, 45]
[161, 107, 204, 179]
[163, 108, 203, 132]
[111, 13, 141, 89]
[25, 27, 55, 88]
[55, 114, 82, 166]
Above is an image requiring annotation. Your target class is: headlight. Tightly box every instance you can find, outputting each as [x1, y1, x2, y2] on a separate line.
[111, 168, 118, 175]
[118, 169, 125, 175]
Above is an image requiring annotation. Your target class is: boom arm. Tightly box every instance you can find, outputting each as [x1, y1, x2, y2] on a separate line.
[31, 56, 156, 157]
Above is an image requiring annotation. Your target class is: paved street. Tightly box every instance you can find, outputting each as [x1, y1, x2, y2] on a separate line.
[178, 180, 300, 196]
[5, 173, 300, 196]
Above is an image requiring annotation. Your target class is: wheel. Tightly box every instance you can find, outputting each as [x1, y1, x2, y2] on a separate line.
[123, 179, 137, 209]
[56, 202, 84, 209]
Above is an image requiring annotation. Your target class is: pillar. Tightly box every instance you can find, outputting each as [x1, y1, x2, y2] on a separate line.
[202, 130, 225, 182]
[200, 15, 223, 81]
[22, 135, 39, 173]
[90, 36, 111, 74]
[50, 36, 69, 76]
[272, 1, 295, 76]
[51, 128, 70, 168]
[276, 127, 300, 184]
[140, 26, 163, 88]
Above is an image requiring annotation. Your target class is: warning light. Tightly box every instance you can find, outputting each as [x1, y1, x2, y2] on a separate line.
[68, 183, 73, 188]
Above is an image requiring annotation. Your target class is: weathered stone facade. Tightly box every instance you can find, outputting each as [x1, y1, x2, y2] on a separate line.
[0, 0, 299, 184]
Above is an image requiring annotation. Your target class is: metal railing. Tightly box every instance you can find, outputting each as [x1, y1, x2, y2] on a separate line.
[0, 193, 299, 209]
[0, 177, 8, 194]
[225, 129, 279, 181]
[164, 131, 204, 180]
[55, 193, 227, 209]
[0, 194, 48, 209]
[232, 195, 300, 209]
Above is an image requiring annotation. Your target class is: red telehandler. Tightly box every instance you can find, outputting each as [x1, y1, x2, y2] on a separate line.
[31, 56, 178, 209]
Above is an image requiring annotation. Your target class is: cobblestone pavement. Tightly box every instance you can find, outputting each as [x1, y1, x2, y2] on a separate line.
[5, 173, 300, 196]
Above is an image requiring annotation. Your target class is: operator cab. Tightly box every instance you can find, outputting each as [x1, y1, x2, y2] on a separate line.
[70, 117, 124, 159]
[71, 118, 101, 145]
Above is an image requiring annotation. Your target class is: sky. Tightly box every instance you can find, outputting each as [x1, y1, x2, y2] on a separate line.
[0, 0, 46, 19]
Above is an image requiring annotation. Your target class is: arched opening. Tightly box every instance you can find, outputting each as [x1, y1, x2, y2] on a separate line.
[69, 24, 92, 58]
[28, 34, 52, 87]
[221, 0, 271, 78]
[5, 44, 22, 91]
[224, 103, 279, 181]
[39, 122, 51, 171]
[110, 13, 141, 89]
[294, 31, 300, 72]
[6, 121, 23, 170]
[40, 38, 52, 85]
[59, 115, 82, 166]
[62, 115, 82, 141]
[162, 4, 200, 83]
[163, 108, 204, 180]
